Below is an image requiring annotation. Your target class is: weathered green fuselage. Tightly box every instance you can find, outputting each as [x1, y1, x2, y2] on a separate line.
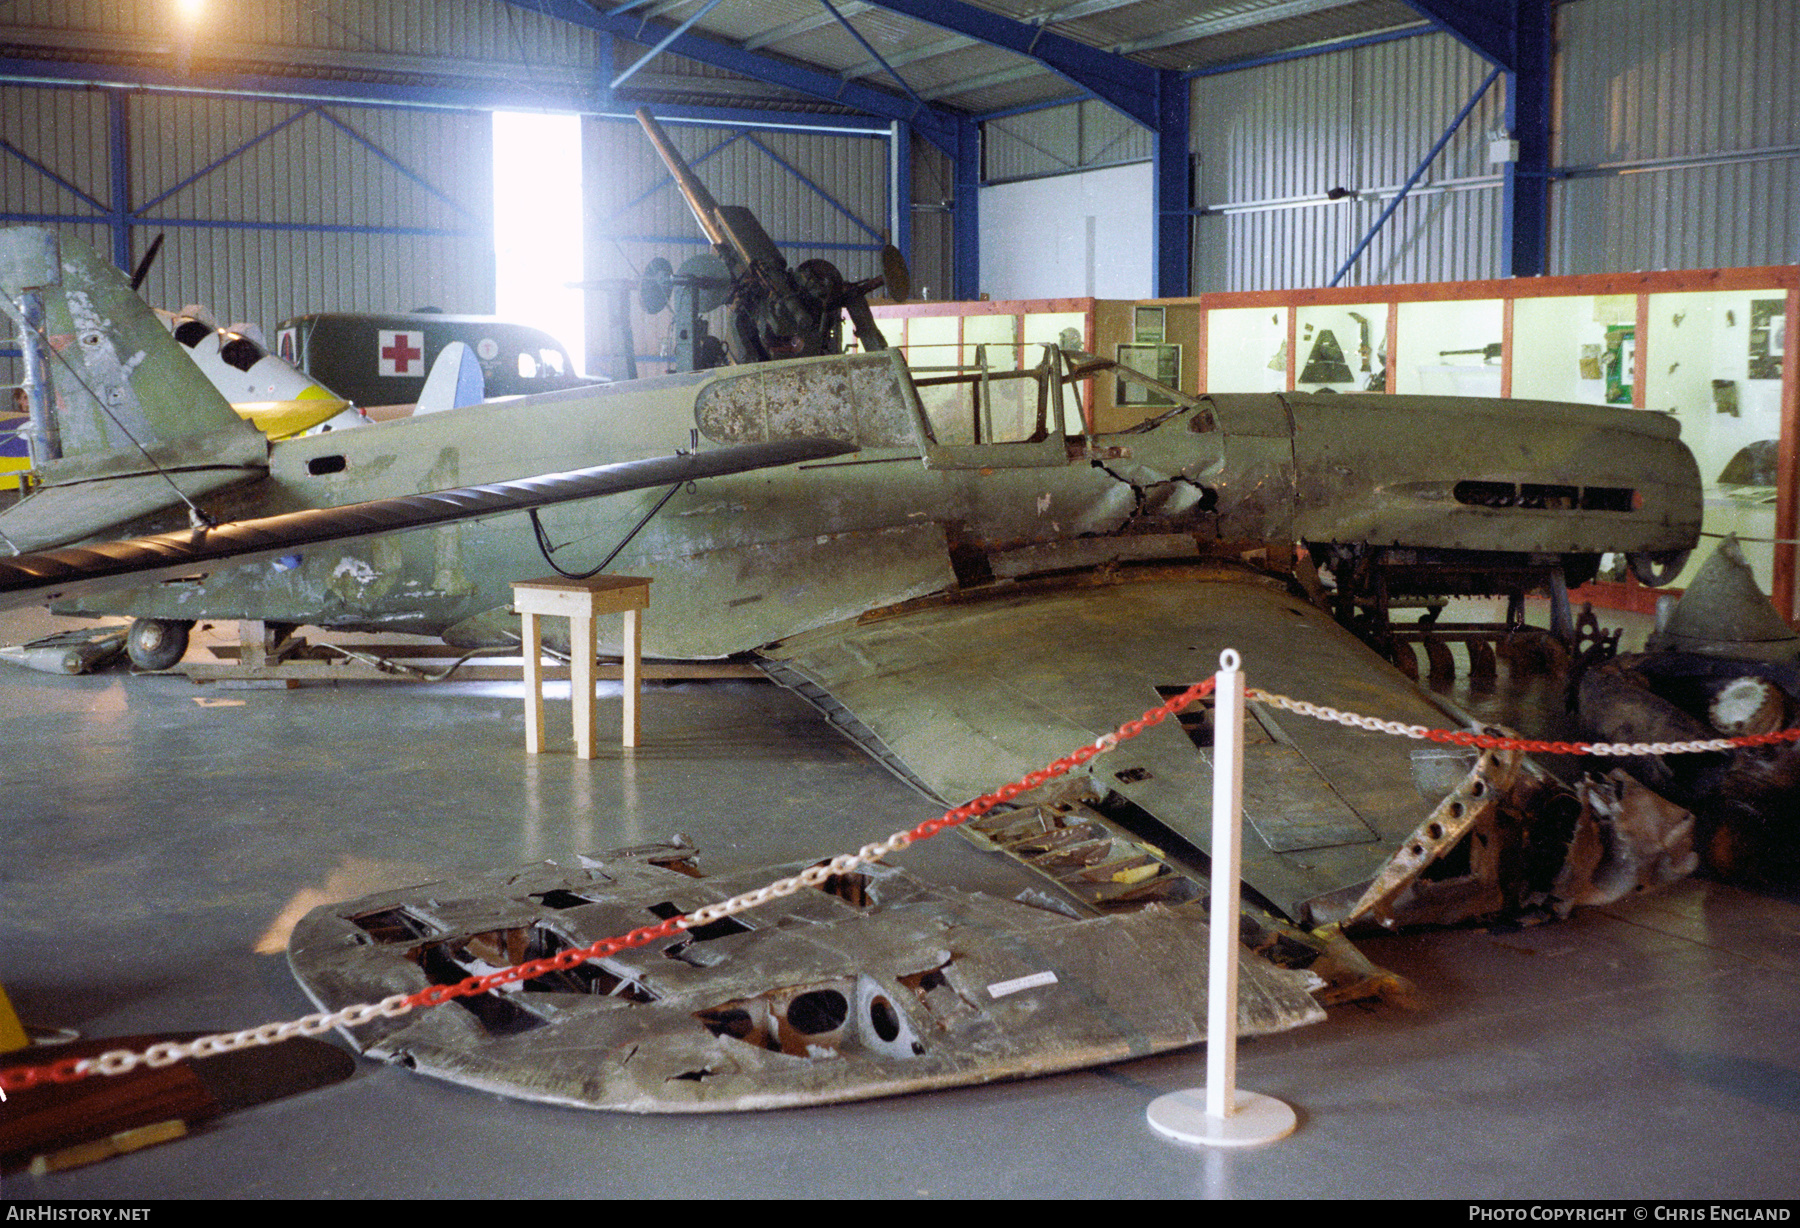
[58, 348, 1701, 659]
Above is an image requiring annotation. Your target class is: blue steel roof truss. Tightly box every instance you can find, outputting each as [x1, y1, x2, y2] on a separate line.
[11, 2, 1513, 294]
[602, 117, 885, 255]
[854, 0, 1158, 129]
[1402, 1, 1552, 276]
[0, 89, 484, 268]
[504, 0, 960, 152]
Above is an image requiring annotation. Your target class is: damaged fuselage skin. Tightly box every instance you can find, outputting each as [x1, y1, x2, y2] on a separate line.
[39, 347, 1698, 660]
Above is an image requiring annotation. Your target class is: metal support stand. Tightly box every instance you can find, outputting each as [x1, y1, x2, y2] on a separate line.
[1146, 649, 1298, 1148]
[239, 620, 302, 668]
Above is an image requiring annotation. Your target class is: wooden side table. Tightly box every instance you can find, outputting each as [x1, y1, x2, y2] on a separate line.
[512, 575, 652, 757]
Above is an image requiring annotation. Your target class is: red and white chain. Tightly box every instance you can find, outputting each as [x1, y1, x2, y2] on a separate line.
[1247, 687, 1800, 758]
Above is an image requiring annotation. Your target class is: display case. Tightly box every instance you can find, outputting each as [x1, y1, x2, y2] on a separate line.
[1511, 295, 1637, 406]
[1296, 302, 1389, 394]
[1643, 289, 1791, 587]
[1396, 298, 1504, 398]
[1203, 306, 1287, 395]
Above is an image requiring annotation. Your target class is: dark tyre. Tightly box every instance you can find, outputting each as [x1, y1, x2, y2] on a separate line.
[127, 617, 192, 671]
[1628, 548, 1691, 587]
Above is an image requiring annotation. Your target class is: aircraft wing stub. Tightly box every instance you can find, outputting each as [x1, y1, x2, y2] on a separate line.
[288, 843, 1326, 1112]
[0, 438, 856, 611]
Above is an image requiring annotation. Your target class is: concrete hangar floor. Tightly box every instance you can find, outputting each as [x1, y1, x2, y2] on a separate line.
[2, 604, 1797, 1201]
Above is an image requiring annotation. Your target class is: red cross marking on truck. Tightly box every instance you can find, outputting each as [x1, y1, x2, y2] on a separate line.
[380, 331, 423, 375]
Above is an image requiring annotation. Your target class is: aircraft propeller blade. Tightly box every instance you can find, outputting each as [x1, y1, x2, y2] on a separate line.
[127, 234, 164, 293]
[0, 437, 855, 611]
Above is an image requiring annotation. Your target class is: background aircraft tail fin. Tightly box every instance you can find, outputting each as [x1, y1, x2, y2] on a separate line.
[0, 228, 262, 473]
[414, 340, 484, 414]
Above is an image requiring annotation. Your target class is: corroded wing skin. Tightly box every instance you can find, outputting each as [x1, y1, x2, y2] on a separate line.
[288, 847, 1323, 1113]
[759, 566, 1468, 922]
[0, 439, 857, 613]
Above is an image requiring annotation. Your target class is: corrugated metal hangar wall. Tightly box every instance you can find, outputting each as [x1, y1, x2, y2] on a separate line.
[1186, 0, 1800, 290]
[985, 0, 1797, 293]
[0, 0, 907, 373]
[0, 86, 496, 331]
[1189, 31, 1507, 289]
[1552, 0, 1799, 275]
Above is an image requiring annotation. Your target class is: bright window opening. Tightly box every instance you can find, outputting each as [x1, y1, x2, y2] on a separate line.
[492, 111, 585, 374]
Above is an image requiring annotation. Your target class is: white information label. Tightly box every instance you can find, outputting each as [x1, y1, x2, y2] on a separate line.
[986, 970, 1058, 999]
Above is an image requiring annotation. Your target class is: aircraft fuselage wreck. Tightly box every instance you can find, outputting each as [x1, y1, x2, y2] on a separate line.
[0, 225, 1712, 1111]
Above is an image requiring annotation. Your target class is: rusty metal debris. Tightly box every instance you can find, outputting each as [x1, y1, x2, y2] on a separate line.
[1343, 738, 1523, 928]
[1575, 536, 1800, 886]
[1552, 771, 1698, 909]
[960, 779, 1413, 1007]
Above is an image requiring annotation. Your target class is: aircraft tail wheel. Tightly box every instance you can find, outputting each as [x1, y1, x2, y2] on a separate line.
[1628, 548, 1691, 588]
[126, 617, 192, 671]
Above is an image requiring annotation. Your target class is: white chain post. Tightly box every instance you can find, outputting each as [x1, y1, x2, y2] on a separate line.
[1147, 650, 1298, 1149]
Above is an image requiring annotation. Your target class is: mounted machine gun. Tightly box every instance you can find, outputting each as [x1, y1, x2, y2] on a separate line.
[633, 107, 909, 369]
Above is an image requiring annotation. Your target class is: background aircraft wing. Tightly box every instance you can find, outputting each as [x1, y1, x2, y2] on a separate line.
[0, 438, 853, 611]
[757, 567, 1471, 922]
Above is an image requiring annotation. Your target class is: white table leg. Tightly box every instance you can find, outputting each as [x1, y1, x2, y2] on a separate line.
[622, 607, 642, 749]
[522, 610, 544, 755]
[572, 612, 597, 759]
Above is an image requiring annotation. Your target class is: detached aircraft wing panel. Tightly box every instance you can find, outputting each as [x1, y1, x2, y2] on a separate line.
[759, 567, 1461, 920]
[288, 845, 1325, 1112]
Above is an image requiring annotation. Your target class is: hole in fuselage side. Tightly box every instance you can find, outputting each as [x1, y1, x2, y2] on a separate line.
[868, 995, 901, 1042]
[786, 989, 849, 1035]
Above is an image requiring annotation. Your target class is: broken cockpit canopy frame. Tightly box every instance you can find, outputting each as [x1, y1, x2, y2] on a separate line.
[289, 842, 1326, 1113]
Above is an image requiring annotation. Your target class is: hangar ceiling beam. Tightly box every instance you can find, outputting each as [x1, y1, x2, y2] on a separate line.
[1401, 0, 1552, 277]
[1113, 0, 1375, 57]
[842, 34, 973, 83]
[858, 0, 1156, 128]
[0, 55, 890, 135]
[506, 0, 960, 152]
[1397, 0, 1517, 70]
[857, 0, 1189, 296]
[816, 0, 929, 110]
[745, 1, 874, 51]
